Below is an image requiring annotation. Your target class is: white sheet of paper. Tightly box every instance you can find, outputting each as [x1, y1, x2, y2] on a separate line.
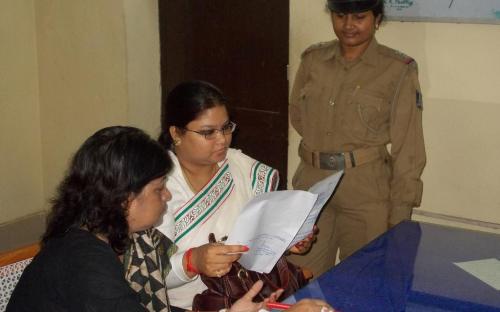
[287, 171, 344, 249]
[454, 258, 500, 290]
[225, 171, 343, 273]
[226, 190, 318, 273]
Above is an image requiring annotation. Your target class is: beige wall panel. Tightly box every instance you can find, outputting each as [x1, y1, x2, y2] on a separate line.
[0, 0, 44, 223]
[35, 0, 129, 201]
[289, 0, 500, 224]
[1, 1, 161, 248]
[421, 98, 500, 223]
[124, 0, 162, 137]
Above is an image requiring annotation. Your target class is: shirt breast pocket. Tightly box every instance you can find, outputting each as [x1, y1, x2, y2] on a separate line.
[354, 91, 390, 134]
[299, 84, 324, 125]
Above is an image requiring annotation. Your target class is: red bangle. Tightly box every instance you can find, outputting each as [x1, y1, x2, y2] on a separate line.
[185, 248, 199, 274]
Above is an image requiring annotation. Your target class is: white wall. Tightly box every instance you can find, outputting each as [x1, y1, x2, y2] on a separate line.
[124, 0, 162, 137]
[0, 0, 161, 226]
[3, 0, 499, 233]
[0, 0, 44, 223]
[289, 0, 500, 226]
[35, 0, 130, 201]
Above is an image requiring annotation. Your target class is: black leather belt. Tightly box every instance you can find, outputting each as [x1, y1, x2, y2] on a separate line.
[299, 143, 383, 171]
[318, 152, 353, 170]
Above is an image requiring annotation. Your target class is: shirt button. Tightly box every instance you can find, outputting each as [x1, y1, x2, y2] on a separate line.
[326, 132, 332, 136]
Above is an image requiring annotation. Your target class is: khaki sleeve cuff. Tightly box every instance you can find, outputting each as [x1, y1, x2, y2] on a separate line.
[389, 205, 413, 226]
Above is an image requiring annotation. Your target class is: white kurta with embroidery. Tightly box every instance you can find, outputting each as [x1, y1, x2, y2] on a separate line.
[156, 148, 279, 309]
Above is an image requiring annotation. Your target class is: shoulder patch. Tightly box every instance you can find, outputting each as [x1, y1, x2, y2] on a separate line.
[301, 40, 335, 58]
[416, 90, 423, 110]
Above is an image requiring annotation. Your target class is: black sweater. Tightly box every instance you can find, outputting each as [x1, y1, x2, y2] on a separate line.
[7, 228, 145, 312]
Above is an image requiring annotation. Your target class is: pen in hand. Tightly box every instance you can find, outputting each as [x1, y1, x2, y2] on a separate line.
[266, 302, 292, 310]
[267, 302, 338, 312]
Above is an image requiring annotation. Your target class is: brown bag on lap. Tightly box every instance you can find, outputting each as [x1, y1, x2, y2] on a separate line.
[192, 235, 307, 310]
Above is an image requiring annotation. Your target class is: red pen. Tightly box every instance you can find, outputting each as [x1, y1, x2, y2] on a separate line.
[266, 302, 292, 310]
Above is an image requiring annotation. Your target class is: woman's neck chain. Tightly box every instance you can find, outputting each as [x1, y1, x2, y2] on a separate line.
[180, 163, 218, 193]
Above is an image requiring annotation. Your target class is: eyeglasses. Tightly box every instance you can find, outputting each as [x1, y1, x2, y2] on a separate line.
[183, 121, 237, 140]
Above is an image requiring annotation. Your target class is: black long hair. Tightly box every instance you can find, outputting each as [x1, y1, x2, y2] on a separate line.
[43, 126, 172, 254]
[158, 80, 228, 147]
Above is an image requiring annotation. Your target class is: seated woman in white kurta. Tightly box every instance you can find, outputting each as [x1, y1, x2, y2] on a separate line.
[128, 81, 315, 310]
[158, 148, 279, 309]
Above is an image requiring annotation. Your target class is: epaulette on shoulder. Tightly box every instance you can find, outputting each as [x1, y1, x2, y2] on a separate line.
[380, 45, 417, 69]
[301, 40, 335, 58]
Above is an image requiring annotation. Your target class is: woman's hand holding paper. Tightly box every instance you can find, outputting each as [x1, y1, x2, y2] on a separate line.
[288, 225, 318, 255]
[189, 243, 249, 277]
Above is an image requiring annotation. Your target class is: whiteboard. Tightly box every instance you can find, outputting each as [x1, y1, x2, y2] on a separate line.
[385, 0, 500, 24]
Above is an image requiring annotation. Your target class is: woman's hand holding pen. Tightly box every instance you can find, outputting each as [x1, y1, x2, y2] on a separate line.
[228, 280, 335, 312]
[229, 280, 284, 312]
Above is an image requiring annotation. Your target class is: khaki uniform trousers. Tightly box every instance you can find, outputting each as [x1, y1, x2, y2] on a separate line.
[288, 158, 391, 278]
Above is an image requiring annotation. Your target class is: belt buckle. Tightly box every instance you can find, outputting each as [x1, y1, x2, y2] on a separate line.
[319, 152, 345, 170]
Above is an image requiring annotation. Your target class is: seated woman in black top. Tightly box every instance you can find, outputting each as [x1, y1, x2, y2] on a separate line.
[7, 126, 295, 312]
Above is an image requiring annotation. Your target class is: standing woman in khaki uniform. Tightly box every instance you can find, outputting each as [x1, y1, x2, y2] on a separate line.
[288, 0, 426, 277]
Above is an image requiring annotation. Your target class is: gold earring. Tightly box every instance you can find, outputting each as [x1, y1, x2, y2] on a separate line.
[173, 138, 181, 146]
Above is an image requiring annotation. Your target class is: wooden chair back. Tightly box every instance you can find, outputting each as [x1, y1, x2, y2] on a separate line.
[0, 243, 40, 266]
[0, 243, 40, 311]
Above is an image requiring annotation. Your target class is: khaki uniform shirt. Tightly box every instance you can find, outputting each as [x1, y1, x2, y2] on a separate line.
[290, 39, 426, 224]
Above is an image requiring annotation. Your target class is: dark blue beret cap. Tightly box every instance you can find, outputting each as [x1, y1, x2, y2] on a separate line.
[327, 0, 380, 13]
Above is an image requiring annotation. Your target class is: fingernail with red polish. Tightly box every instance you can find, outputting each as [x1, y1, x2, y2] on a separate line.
[243, 245, 250, 251]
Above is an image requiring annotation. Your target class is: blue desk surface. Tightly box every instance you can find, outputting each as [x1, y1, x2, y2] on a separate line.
[286, 221, 500, 312]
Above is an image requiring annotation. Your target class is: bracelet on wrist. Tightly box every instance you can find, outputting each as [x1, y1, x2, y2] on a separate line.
[185, 248, 199, 274]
